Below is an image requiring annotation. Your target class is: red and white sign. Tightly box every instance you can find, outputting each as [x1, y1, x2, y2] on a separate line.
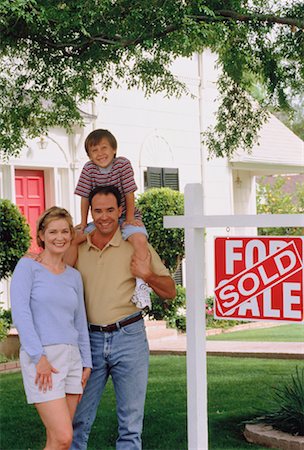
[214, 237, 304, 322]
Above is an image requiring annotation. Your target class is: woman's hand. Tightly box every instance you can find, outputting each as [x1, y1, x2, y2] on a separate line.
[78, 367, 92, 403]
[35, 355, 59, 392]
[81, 367, 91, 389]
[73, 226, 87, 245]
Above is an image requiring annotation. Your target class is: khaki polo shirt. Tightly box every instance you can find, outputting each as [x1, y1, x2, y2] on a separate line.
[76, 227, 170, 325]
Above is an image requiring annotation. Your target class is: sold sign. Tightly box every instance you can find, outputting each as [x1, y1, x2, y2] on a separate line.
[214, 237, 304, 322]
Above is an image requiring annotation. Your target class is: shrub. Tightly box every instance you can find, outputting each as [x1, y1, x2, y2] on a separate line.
[0, 199, 31, 280]
[149, 291, 244, 332]
[257, 176, 304, 236]
[136, 188, 184, 274]
[247, 367, 304, 436]
[149, 285, 186, 330]
[0, 307, 12, 342]
[205, 296, 242, 329]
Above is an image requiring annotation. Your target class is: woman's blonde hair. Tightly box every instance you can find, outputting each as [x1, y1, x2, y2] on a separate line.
[36, 206, 75, 249]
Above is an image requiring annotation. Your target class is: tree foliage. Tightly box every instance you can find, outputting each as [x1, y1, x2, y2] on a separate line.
[136, 187, 184, 273]
[1, 0, 303, 160]
[0, 199, 31, 280]
[256, 176, 304, 236]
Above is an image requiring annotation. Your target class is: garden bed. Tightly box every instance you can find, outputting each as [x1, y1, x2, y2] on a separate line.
[244, 424, 304, 449]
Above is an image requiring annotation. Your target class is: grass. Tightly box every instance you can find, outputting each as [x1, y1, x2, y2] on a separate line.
[0, 355, 302, 449]
[207, 323, 304, 342]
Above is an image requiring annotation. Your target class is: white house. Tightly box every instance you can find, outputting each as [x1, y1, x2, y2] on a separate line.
[1, 50, 303, 307]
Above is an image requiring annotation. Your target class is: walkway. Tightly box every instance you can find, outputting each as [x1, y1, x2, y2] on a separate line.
[146, 320, 304, 360]
[1, 320, 303, 374]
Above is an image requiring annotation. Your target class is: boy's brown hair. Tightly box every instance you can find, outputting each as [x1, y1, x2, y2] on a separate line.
[84, 129, 117, 156]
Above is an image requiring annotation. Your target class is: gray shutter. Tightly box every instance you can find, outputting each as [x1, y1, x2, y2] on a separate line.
[163, 168, 179, 191]
[173, 264, 183, 285]
[146, 167, 162, 188]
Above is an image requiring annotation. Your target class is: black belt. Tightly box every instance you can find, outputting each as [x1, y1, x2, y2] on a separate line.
[89, 313, 143, 333]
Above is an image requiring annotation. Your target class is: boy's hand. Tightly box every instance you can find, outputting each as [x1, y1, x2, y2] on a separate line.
[122, 218, 144, 227]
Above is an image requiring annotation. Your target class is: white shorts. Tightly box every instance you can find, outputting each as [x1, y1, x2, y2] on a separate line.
[20, 344, 83, 404]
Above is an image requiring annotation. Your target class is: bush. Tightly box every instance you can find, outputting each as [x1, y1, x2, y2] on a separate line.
[0, 307, 12, 342]
[149, 291, 243, 332]
[257, 176, 304, 236]
[205, 296, 242, 329]
[149, 285, 186, 327]
[247, 367, 304, 436]
[136, 188, 184, 273]
[0, 199, 31, 279]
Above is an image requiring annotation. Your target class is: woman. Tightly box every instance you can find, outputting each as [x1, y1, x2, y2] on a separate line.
[11, 207, 92, 450]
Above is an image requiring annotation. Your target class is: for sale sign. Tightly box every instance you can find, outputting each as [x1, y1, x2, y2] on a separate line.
[214, 237, 304, 322]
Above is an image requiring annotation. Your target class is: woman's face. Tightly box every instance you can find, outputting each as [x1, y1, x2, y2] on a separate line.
[39, 218, 72, 254]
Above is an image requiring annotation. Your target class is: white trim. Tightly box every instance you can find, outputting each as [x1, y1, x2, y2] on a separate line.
[165, 213, 304, 229]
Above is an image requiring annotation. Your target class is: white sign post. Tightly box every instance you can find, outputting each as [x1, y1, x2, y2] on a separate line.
[164, 183, 304, 450]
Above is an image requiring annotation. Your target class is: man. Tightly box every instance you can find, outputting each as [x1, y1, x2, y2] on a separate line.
[70, 185, 176, 450]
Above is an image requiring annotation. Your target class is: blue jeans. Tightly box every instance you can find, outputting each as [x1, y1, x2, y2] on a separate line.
[70, 315, 149, 450]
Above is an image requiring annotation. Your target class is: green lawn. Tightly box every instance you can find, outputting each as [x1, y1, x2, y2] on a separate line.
[1, 355, 302, 449]
[207, 323, 304, 342]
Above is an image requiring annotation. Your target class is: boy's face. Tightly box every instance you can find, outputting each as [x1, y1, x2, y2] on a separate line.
[88, 138, 116, 168]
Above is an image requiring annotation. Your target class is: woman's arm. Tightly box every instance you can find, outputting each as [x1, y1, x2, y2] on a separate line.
[10, 259, 46, 364]
[64, 229, 87, 266]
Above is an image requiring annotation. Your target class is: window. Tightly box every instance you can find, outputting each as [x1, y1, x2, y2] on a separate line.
[144, 167, 179, 191]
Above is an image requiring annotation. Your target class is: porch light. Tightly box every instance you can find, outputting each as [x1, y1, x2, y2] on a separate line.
[37, 136, 48, 149]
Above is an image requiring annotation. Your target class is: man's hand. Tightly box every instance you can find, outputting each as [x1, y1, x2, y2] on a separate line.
[130, 253, 152, 281]
[131, 253, 176, 300]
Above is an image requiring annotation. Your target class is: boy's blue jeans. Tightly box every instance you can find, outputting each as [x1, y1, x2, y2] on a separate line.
[70, 315, 149, 450]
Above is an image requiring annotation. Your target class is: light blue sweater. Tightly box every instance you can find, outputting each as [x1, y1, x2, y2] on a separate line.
[11, 258, 92, 368]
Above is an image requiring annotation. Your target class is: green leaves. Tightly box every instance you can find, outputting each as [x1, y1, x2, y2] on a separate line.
[257, 176, 304, 236]
[247, 367, 304, 436]
[0, 199, 31, 280]
[203, 73, 269, 158]
[136, 187, 184, 274]
[0, 0, 303, 159]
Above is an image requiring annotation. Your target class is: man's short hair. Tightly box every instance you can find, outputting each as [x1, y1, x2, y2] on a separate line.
[88, 185, 122, 207]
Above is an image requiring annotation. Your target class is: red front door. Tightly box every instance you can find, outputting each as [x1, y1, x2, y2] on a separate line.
[15, 170, 45, 253]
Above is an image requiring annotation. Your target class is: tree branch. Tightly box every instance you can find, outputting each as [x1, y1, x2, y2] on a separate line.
[2, 8, 303, 54]
[192, 10, 304, 29]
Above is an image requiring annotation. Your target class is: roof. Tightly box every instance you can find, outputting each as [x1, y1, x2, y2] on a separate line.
[230, 113, 304, 174]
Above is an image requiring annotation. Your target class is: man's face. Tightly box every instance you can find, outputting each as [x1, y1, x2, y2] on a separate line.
[91, 193, 122, 237]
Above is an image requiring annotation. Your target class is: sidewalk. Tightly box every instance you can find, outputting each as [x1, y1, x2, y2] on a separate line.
[1, 321, 303, 374]
[146, 320, 304, 360]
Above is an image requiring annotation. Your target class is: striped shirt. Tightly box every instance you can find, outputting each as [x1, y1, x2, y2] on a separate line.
[75, 157, 141, 219]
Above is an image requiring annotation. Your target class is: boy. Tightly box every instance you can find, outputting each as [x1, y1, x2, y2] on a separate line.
[75, 128, 151, 309]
